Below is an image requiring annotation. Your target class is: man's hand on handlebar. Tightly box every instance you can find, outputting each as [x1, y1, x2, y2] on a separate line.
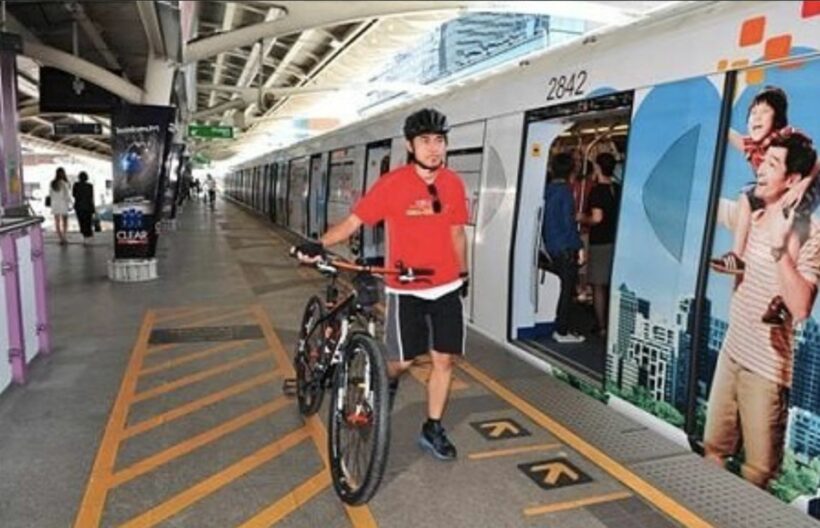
[292, 241, 326, 264]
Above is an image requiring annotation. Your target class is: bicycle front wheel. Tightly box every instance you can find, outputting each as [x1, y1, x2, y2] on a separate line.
[294, 296, 327, 416]
[328, 333, 390, 505]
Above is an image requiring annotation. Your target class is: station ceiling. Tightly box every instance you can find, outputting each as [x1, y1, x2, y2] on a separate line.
[3, 1, 675, 163]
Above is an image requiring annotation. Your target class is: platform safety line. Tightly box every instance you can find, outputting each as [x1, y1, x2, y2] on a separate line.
[178, 307, 253, 328]
[131, 350, 273, 403]
[110, 395, 291, 487]
[122, 371, 280, 440]
[73, 311, 155, 528]
[138, 340, 249, 376]
[467, 443, 561, 461]
[458, 361, 712, 528]
[119, 427, 312, 528]
[253, 304, 378, 528]
[524, 491, 634, 516]
[238, 470, 332, 528]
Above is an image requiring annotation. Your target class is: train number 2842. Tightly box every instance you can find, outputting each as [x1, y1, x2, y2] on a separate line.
[546, 70, 587, 100]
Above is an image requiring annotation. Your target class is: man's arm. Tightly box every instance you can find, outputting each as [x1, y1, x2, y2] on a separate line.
[451, 225, 468, 274]
[320, 214, 363, 248]
[776, 253, 816, 320]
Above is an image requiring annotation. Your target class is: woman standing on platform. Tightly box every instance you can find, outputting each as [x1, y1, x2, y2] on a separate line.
[49, 167, 72, 245]
[72, 171, 95, 245]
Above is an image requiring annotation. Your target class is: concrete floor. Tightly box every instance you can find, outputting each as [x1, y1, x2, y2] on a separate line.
[0, 198, 814, 528]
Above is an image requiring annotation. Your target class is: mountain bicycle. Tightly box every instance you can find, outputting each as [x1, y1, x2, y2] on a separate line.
[284, 251, 432, 505]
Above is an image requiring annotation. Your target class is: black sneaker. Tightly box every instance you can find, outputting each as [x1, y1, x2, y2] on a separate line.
[418, 420, 457, 461]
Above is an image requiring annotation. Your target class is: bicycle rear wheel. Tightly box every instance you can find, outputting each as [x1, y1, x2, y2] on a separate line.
[328, 333, 390, 505]
[294, 296, 328, 416]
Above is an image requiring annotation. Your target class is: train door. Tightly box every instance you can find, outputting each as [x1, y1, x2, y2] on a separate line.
[288, 157, 310, 237]
[275, 162, 288, 226]
[261, 164, 270, 216]
[510, 93, 634, 384]
[361, 140, 392, 263]
[327, 146, 364, 260]
[267, 163, 277, 222]
[308, 153, 328, 238]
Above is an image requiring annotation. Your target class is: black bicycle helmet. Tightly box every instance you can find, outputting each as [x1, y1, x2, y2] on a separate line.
[403, 108, 450, 140]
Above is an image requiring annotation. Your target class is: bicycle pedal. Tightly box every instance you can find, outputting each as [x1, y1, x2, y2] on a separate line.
[282, 378, 297, 397]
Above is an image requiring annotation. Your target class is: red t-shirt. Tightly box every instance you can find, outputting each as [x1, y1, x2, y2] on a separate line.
[353, 164, 469, 290]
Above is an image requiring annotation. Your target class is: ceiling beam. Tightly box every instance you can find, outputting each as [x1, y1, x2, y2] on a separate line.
[137, 1, 166, 57]
[208, 2, 239, 108]
[65, 1, 124, 75]
[184, 1, 642, 64]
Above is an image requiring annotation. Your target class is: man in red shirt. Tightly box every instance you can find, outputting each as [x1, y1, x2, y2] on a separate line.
[296, 108, 469, 460]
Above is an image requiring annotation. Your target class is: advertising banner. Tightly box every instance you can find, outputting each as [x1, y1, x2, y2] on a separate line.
[111, 104, 175, 259]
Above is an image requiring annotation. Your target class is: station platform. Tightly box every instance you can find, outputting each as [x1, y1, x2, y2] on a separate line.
[0, 198, 815, 528]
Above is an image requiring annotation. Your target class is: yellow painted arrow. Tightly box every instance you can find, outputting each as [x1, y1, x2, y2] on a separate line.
[530, 462, 579, 485]
[480, 420, 520, 438]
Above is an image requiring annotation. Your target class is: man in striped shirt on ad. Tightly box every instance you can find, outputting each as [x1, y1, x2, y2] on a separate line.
[705, 132, 819, 489]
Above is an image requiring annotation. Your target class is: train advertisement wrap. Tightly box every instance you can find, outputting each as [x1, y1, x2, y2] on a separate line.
[111, 104, 175, 259]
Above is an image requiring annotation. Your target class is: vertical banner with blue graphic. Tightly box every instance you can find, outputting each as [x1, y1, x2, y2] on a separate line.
[0, 33, 25, 210]
[111, 104, 176, 259]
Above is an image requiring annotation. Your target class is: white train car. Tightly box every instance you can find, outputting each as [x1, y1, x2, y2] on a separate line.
[226, 1, 820, 512]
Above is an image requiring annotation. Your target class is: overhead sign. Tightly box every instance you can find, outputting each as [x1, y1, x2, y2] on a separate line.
[53, 122, 103, 136]
[471, 418, 531, 440]
[518, 459, 592, 490]
[188, 124, 233, 139]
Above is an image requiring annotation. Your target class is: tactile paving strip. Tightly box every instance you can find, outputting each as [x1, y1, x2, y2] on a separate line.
[630, 454, 817, 528]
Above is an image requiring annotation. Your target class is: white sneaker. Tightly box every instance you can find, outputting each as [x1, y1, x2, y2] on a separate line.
[552, 331, 586, 344]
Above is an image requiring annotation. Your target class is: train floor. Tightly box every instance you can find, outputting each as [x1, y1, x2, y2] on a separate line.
[0, 197, 814, 528]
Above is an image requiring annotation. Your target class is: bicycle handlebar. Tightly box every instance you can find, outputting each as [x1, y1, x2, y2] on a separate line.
[289, 246, 434, 282]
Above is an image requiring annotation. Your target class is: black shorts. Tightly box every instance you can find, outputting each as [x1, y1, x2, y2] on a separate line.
[384, 289, 465, 362]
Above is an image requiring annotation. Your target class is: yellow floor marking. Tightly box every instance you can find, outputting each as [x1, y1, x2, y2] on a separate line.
[122, 371, 279, 440]
[179, 307, 253, 328]
[254, 304, 378, 528]
[131, 350, 272, 403]
[110, 396, 291, 487]
[73, 311, 155, 528]
[468, 443, 561, 461]
[459, 361, 712, 528]
[119, 427, 312, 528]
[237, 471, 332, 528]
[408, 356, 469, 391]
[524, 491, 634, 516]
[139, 341, 248, 376]
[145, 343, 178, 356]
[154, 306, 217, 325]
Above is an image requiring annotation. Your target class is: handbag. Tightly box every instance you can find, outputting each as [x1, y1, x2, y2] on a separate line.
[45, 195, 51, 207]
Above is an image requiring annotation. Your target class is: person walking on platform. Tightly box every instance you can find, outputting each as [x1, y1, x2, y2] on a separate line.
[205, 174, 217, 207]
[72, 171, 95, 245]
[48, 167, 72, 245]
[295, 108, 469, 461]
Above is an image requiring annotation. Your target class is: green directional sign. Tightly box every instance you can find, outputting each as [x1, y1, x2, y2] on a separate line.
[188, 124, 234, 139]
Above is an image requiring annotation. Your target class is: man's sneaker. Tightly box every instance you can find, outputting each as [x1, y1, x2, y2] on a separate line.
[762, 295, 791, 326]
[709, 251, 745, 275]
[418, 420, 457, 461]
[552, 331, 586, 344]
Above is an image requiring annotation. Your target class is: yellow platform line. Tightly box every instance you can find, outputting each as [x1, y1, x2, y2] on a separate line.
[253, 304, 378, 528]
[459, 361, 712, 528]
[154, 306, 216, 325]
[73, 311, 155, 528]
[468, 443, 561, 461]
[111, 396, 291, 487]
[119, 427, 311, 528]
[145, 343, 178, 356]
[123, 371, 279, 440]
[238, 471, 332, 527]
[139, 341, 248, 376]
[131, 350, 272, 403]
[179, 307, 253, 328]
[524, 491, 634, 516]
